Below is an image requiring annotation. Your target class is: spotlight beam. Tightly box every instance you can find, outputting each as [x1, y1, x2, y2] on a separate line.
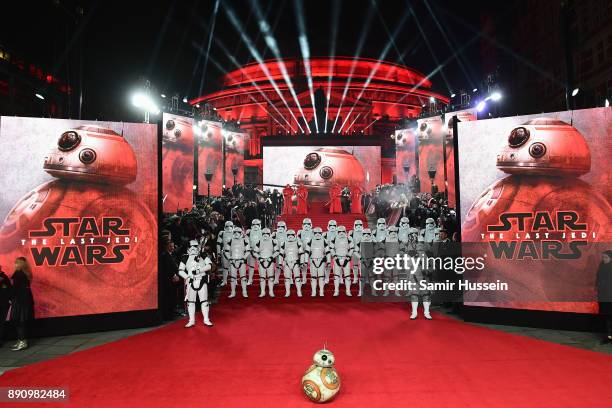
[345, 112, 363, 133]
[293, 0, 318, 133]
[361, 33, 481, 130]
[407, 2, 452, 93]
[197, 0, 220, 98]
[422, 0, 476, 91]
[331, 0, 377, 132]
[195, 36, 297, 132]
[223, 3, 306, 132]
[337, 5, 411, 134]
[324, 0, 342, 132]
[249, 0, 311, 133]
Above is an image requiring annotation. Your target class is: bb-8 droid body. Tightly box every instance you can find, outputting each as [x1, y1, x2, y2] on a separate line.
[302, 349, 341, 403]
[0, 125, 156, 318]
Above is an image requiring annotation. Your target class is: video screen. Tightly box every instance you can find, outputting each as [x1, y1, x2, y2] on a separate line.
[0, 117, 158, 318]
[263, 145, 381, 194]
[162, 113, 194, 213]
[457, 108, 612, 313]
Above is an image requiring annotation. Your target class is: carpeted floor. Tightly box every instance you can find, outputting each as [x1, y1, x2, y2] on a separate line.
[1, 296, 612, 407]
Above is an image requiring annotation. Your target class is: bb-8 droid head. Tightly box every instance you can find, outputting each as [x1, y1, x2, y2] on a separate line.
[496, 118, 591, 177]
[163, 117, 193, 147]
[313, 349, 335, 368]
[293, 148, 365, 193]
[44, 125, 137, 185]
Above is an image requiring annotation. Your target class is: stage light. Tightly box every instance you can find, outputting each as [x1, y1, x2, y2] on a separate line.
[571, 88, 579, 96]
[195, 104, 200, 108]
[193, 125, 202, 137]
[182, 97, 188, 103]
[476, 101, 486, 112]
[450, 93, 456, 98]
[473, 88, 478, 93]
[131, 92, 160, 114]
[161, 94, 166, 98]
[490, 92, 502, 101]
[606, 98, 610, 107]
[35, 93, 45, 100]
[237, 120, 240, 124]
[429, 96, 435, 103]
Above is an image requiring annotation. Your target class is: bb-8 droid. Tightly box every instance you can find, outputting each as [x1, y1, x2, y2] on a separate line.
[462, 118, 611, 311]
[302, 348, 341, 403]
[0, 125, 156, 318]
[294, 148, 365, 198]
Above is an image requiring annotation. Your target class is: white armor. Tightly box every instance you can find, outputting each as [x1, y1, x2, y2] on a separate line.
[360, 228, 376, 296]
[298, 218, 314, 283]
[409, 240, 433, 320]
[329, 226, 354, 297]
[246, 219, 263, 285]
[254, 228, 277, 297]
[280, 229, 304, 297]
[216, 221, 234, 285]
[178, 240, 213, 327]
[224, 227, 250, 298]
[273, 221, 288, 284]
[420, 217, 440, 245]
[323, 220, 337, 283]
[305, 227, 327, 296]
[349, 219, 364, 292]
[374, 218, 388, 242]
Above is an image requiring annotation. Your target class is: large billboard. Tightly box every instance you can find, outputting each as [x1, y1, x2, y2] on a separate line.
[0, 117, 158, 318]
[197, 119, 223, 196]
[162, 113, 194, 213]
[416, 116, 445, 194]
[223, 129, 246, 188]
[458, 108, 611, 313]
[263, 146, 381, 194]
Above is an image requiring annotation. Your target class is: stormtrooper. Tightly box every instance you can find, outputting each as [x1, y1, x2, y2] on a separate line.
[420, 217, 440, 250]
[216, 221, 234, 286]
[323, 220, 338, 284]
[349, 220, 365, 295]
[304, 227, 327, 297]
[273, 221, 288, 284]
[374, 218, 388, 242]
[298, 218, 315, 283]
[359, 228, 376, 296]
[178, 240, 213, 327]
[398, 217, 419, 253]
[246, 219, 263, 285]
[279, 229, 304, 297]
[253, 228, 278, 297]
[408, 241, 433, 320]
[384, 226, 401, 297]
[329, 226, 354, 297]
[224, 227, 250, 298]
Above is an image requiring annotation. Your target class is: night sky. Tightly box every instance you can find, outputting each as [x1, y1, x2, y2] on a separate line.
[2, 0, 511, 122]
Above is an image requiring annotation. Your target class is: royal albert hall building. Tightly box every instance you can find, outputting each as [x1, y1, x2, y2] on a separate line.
[190, 57, 449, 184]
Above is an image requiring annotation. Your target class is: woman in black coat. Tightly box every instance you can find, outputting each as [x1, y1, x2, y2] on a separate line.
[596, 250, 612, 344]
[10, 257, 35, 351]
[0, 264, 12, 345]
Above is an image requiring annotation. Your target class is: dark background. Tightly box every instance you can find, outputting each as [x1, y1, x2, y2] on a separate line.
[1, 0, 512, 121]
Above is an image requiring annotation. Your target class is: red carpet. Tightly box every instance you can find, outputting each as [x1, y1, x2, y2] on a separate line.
[277, 201, 367, 231]
[2, 295, 612, 407]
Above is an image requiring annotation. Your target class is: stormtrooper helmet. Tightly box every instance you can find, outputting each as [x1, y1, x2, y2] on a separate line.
[302, 218, 312, 230]
[232, 227, 242, 238]
[313, 227, 323, 240]
[362, 228, 372, 241]
[376, 218, 387, 230]
[187, 239, 199, 256]
[251, 219, 261, 230]
[261, 228, 271, 239]
[399, 217, 410, 229]
[337, 225, 347, 238]
[354, 219, 364, 231]
[286, 229, 297, 241]
[224, 221, 234, 232]
[327, 220, 337, 232]
[388, 226, 399, 239]
[425, 218, 435, 230]
[313, 349, 335, 368]
[277, 221, 287, 232]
